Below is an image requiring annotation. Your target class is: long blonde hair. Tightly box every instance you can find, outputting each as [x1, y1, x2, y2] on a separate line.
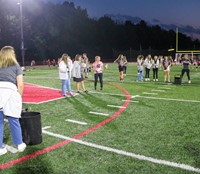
[60, 53, 68, 64]
[0, 46, 18, 68]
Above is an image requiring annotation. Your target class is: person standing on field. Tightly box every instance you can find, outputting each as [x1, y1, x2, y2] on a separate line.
[72, 54, 88, 93]
[163, 56, 171, 82]
[0, 46, 26, 156]
[152, 55, 159, 81]
[144, 54, 152, 81]
[93, 56, 104, 90]
[181, 54, 191, 84]
[58, 53, 74, 96]
[114, 54, 127, 82]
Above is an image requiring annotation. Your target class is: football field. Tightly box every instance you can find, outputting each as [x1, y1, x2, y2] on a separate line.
[1, 63, 200, 174]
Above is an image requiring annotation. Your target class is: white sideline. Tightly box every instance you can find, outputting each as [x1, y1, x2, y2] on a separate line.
[89, 91, 128, 97]
[151, 90, 166, 92]
[158, 87, 171, 90]
[135, 96, 200, 103]
[143, 92, 158, 95]
[89, 112, 109, 116]
[65, 119, 87, 125]
[42, 129, 200, 173]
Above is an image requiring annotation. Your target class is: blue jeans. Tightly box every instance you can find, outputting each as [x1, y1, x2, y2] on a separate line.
[137, 67, 144, 81]
[61, 74, 71, 96]
[0, 111, 23, 147]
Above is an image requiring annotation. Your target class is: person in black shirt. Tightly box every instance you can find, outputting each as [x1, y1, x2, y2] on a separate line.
[181, 54, 191, 84]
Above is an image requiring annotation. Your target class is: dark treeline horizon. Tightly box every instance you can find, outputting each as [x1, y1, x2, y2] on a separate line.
[0, 0, 199, 64]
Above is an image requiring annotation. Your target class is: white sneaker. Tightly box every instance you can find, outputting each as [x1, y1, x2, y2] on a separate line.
[0, 147, 7, 156]
[156, 79, 158, 81]
[18, 143, 26, 152]
[188, 80, 191, 84]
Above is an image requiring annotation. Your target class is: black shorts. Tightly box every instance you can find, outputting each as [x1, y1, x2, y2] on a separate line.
[118, 66, 124, 72]
[73, 75, 84, 82]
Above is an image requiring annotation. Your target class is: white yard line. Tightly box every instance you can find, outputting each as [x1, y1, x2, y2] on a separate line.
[42, 129, 200, 173]
[158, 87, 171, 90]
[42, 126, 51, 130]
[89, 112, 109, 116]
[143, 92, 158, 95]
[136, 96, 200, 103]
[89, 91, 128, 97]
[65, 119, 87, 125]
[107, 105, 126, 109]
[151, 90, 166, 92]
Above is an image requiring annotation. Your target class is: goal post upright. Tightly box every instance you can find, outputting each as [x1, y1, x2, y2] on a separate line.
[176, 27, 179, 52]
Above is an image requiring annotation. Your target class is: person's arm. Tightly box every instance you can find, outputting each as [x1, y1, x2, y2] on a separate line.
[114, 57, 119, 63]
[17, 74, 24, 96]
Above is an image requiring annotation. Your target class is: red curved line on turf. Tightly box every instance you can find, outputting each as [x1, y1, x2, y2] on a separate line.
[0, 82, 131, 170]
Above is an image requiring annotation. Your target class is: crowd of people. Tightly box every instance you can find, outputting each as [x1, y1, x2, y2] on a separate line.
[58, 52, 194, 97]
[58, 53, 104, 96]
[136, 54, 193, 83]
[0, 45, 197, 156]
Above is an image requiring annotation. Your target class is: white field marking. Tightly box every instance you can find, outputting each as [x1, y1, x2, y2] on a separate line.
[42, 126, 51, 130]
[107, 105, 126, 109]
[151, 90, 166, 92]
[122, 100, 139, 103]
[137, 96, 200, 103]
[143, 92, 158, 95]
[89, 90, 128, 97]
[4, 119, 8, 122]
[89, 112, 109, 116]
[65, 119, 87, 125]
[42, 130, 200, 173]
[158, 87, 171, 90]
[4, 144, 18, 153]
[132, 95, 140, 98]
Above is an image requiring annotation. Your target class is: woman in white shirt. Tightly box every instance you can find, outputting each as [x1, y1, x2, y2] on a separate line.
[58, 53, 74, 96]
[152, 55, 159, 81]
[144, 54, 152, 81]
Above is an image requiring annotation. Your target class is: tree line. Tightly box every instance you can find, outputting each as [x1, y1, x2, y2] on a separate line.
[0, 0, 199, 64]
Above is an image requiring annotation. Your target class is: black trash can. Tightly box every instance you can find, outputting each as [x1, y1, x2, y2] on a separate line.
[20, 112, 42, 145]
[174, 76, 182, 85]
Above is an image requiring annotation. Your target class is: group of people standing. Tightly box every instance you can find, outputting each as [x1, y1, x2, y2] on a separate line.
[58, 53, 104, 96]
[136, 54, 191, 83]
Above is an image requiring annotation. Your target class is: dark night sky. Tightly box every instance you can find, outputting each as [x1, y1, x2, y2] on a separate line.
[46, 0, 200, 28]
[43, 0, 200, 39]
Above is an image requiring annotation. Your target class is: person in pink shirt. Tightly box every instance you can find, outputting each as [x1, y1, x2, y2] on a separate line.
[93, 56, 104, 90]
